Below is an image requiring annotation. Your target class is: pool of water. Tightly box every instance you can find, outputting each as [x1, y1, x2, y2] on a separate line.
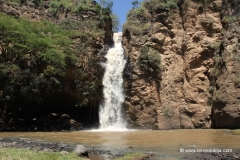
[0, 129, 239, 159]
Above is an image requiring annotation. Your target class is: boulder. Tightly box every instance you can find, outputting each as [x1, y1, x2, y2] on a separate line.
[73, 145, 88, 157]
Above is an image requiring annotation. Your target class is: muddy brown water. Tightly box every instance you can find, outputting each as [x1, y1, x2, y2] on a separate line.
[0, 129, 239, 159]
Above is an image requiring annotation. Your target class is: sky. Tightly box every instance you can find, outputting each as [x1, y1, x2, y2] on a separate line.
[96, 0, 143, 31]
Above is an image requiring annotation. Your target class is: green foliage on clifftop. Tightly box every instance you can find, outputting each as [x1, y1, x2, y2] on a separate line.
[142, 0, 178, 10]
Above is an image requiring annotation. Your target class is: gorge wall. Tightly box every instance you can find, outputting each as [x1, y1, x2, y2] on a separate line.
[0, 0, 113, 130]
[122, 0, 240, 129]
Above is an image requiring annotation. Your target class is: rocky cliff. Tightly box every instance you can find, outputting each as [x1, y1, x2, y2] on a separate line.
[0, 0, 113, 130]
[122, 0, 240, 129]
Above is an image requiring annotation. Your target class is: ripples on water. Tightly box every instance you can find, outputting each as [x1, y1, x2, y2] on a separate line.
[0, 129, 239, 151]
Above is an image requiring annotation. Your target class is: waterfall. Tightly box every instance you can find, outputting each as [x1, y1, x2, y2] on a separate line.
[99, 32, 126, 130]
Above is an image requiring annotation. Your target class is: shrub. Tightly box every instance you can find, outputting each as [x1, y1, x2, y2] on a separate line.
[163, 108, 170, 117]
[33, 0, 42, 7]
[210, 42, 221, 50]
[138, 46, 161, 73]
[123, 21, 150, 35]
[155, 0, 178, 10]
[223, 15, 237, 23]
[127, 7, 145, 21]
[142, 0, 178, 10]
[208, 86, 214, 93]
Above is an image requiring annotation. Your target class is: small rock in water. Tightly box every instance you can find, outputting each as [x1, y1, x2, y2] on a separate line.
[73, 145, 88, 157]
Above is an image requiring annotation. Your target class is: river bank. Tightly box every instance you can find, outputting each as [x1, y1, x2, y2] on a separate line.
[0, 138, 154, 160]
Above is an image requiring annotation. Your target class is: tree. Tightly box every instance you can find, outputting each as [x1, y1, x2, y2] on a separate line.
[111, 14, 120, 32]
[99, 0, 113, 14]
[132, 0, 140, 9]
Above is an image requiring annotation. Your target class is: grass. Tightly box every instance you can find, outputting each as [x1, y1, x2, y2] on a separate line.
[114, 152, 147, 160]
[0, 148, 86, 160]
[0, 149, 149, 160]
[231, 129, 240, 135]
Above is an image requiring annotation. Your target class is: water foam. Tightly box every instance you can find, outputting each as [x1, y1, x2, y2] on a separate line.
[99, 32, 127, 131]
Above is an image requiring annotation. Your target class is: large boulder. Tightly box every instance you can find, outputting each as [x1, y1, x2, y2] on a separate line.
[73, 145, 89, 157]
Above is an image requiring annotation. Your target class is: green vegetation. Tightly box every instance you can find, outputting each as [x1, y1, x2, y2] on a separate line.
[114, 152, 146, 160]
[4, 0, 22, 6]
[0, 0, 111, 125]
[163, 108, 170, 117]
[208, 86, 214, 93]
[125, 0, 178, 36]
[4, 0, 117, 31]
[127, 7, 145, 21]
[231, 129, 240, 135]
[210, 42, 221, 51]
[142, 0, 178, 10]
[0, 148, 148, 160]
[210, 55, 221, 77]
[138, 46, 161, 74]
[33, 0, 42, 7]
[123, 21, 149, 35]
[0, 148, 85, 160]
[163, 106, 172, 117]
[131, 0, 141, 9]
[127, 0, 178, 21]
[209, 50, 223, 105]
[223, 15, 237, 23]
[0, 12, 72, 122]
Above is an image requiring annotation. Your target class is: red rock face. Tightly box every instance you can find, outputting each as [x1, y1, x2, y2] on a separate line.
[123, 0, 240, 129]
[211, 0, 240, 128]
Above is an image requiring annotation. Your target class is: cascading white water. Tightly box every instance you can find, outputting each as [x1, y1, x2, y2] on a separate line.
[99, 32, 126, 130]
